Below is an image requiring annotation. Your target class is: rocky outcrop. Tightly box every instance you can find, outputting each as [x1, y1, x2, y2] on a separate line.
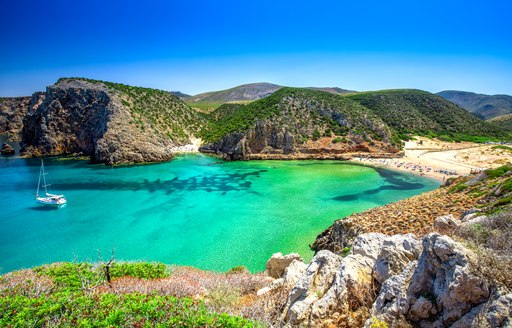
[367, 233, 493, 327]
[20, 79, 201, 164]
[200, 121, 297, 160]
[0, 95, 44, 141]
[269, 232, 509, 327]
[265, 252, 303, 279]
[0, 143, 15, 155]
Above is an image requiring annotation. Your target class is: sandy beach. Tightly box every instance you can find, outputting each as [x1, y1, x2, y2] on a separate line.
[352, 137, 512, 182]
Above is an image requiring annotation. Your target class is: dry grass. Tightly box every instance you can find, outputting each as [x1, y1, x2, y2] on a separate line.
[0, 270, 53, 297]
[452, 211, 512, 290]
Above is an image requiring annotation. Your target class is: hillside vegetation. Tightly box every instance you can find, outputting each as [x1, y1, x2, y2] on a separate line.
[438, 90, 512, 119]
[488, 113, 512, 131]
[0, 262, 261, 327]
[60, 78, 205, 143]
[200, 87, 399, 146]
[347, 89, 507, 142]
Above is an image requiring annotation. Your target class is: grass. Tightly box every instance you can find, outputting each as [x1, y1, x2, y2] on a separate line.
[0, 262, 262, 327]
[453, 211, 512, 289]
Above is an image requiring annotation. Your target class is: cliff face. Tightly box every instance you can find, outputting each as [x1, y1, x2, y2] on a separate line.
[200, 88, 400, 160]
[21, 79, 203, 164]
[0, 95, 44, 141]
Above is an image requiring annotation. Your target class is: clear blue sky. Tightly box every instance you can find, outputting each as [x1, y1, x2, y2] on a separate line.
[1, 0, 511, 96]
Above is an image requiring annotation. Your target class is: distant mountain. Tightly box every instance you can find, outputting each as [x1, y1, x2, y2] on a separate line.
[347, 89, 506, 142]
[169, 91, 191, 99]
[187, 83, 283, 104]
[306, 87, 355, 94]
[437, 90, 512, 120]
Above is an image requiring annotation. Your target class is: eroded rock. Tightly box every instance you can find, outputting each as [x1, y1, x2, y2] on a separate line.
[265, 252, 303, 279]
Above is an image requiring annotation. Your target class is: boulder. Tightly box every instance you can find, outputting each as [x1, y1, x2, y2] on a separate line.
[282, 259, 308, 287]
[0, 143, 15, 155]
[284, 234, 388, 326]
[434, 214, 461, 231]
[265, 252, 303, 278]
[367, 233, 491, 327]
[284, 250, 342, 325]
[373, 233, 422, 283]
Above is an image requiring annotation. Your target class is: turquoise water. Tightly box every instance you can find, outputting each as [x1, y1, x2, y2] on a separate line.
[0, 154, 438, 274]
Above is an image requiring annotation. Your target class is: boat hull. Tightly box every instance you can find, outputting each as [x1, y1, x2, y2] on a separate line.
[36, 197, 67, 206]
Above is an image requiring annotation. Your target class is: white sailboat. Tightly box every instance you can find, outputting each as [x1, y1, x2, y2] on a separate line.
[36, 159, 67, 206]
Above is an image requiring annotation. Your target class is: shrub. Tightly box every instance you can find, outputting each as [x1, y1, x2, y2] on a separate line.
[486, 164, 512, 179]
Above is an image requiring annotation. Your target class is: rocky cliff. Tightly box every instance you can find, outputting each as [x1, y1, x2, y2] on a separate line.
[200, 88, 401, 160]
[0, 93, 45, 141]
[20, 78, 205, 164]
[263, 232, 511, 327]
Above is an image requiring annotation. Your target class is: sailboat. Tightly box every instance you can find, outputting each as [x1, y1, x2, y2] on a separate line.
[36, 159, 67, 206]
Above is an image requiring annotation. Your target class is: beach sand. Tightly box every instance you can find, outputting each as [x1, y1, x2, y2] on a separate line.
[351, 137, 512, 182]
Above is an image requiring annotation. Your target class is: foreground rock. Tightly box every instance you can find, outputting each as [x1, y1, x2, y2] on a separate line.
[265, 232, 511, 327]
[20, 78, 204, 164]
[0, 143, 15, 155]
[265, 252, 303, 279]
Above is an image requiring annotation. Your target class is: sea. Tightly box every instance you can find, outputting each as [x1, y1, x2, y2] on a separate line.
[0, 154, 439, 274]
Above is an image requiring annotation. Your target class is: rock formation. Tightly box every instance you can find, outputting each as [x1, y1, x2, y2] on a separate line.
[0, 143, 15, 155]
[265, 252, 303, 279]
[0, 93, 44, 141]
[20, 79, 203, 164]
[261, 232, 511, 327]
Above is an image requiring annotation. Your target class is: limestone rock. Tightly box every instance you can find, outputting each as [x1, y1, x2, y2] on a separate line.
[434, 214, 461, 231]
[265, 252, 303, 279]
[368, 233, 491, 327]
[373, 233, 422, 283]
[283, 259, 308, 287]
[461, 215, 488, 227]
[0, 143, 15, 155]
[284, 234, 389, 327]
[284, 250, 342, 325]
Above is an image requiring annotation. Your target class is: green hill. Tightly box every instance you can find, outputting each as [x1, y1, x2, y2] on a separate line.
[488, 113, 512, 131]
[437, 90, 512, 119]
[22, 78, 206, 164]
[200, 87, 400, 158]
[347, 89, 507, 142]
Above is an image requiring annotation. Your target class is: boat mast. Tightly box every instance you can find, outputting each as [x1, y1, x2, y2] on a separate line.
[36, 159, 42, 197]
[41, 160, 49, 195]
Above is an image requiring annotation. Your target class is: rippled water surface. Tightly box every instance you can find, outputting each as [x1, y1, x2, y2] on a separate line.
[0, 154, 438, 273]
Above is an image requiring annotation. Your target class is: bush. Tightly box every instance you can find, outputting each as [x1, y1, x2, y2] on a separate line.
[486, 164, 512, 179]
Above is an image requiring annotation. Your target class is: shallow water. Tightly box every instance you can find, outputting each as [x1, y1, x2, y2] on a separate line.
[0, 154, 438, 273]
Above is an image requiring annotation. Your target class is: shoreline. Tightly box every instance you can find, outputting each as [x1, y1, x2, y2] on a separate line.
[349, 157, 448, 182]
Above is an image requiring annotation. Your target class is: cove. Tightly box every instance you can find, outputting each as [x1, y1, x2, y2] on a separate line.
[0, 154, 438, 274]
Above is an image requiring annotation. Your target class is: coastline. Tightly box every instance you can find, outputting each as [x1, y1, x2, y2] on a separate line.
[348, 137, 512, 183]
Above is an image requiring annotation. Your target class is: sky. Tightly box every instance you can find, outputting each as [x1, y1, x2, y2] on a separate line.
[0, 0, 511, 96]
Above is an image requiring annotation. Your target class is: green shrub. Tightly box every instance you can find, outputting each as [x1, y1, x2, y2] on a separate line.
[486, 165, 512, 179]
[332, 137, 343, 144]
[110, 262, 168, 279]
